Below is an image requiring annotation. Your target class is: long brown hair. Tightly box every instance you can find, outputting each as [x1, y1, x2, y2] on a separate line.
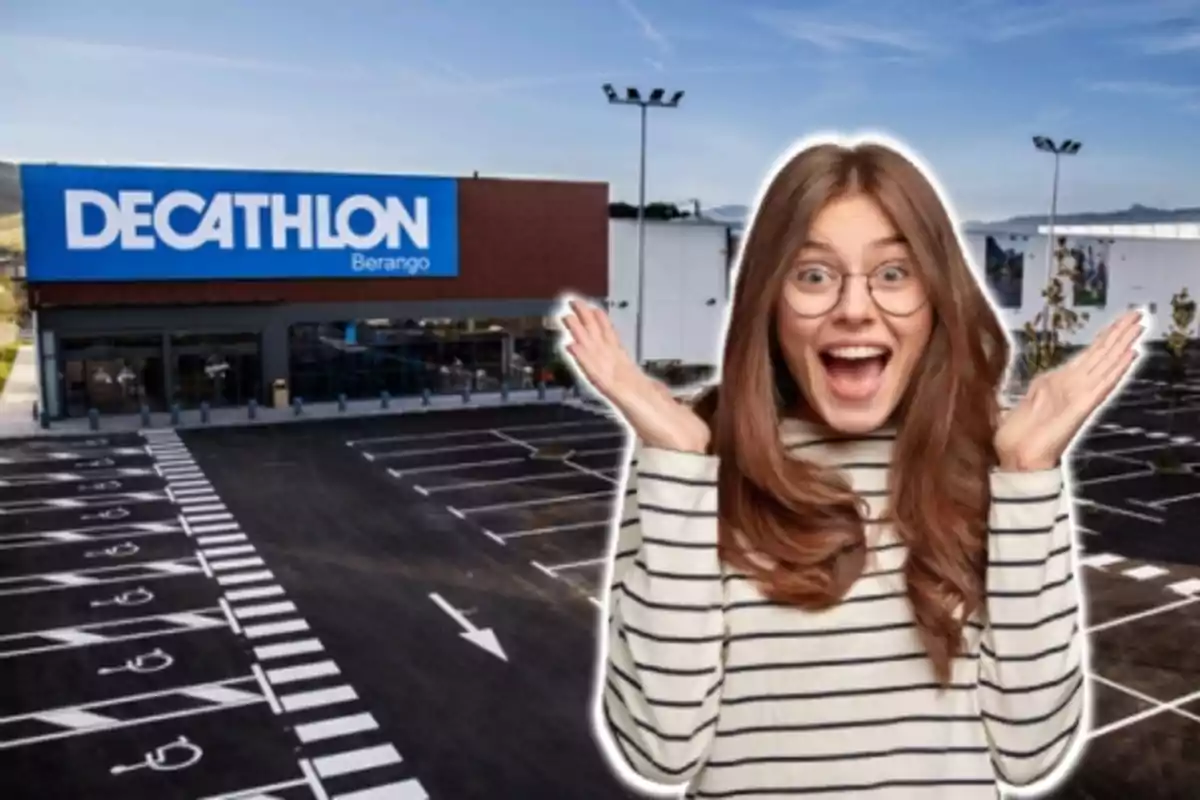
[692, 140, 1010, 684]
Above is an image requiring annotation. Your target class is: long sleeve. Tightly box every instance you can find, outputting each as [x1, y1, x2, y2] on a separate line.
[977, 467, 1088, 792]
[594, 441, 726, 790]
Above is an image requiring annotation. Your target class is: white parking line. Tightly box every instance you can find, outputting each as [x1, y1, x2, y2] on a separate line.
[225, 584, 285, 601]
[386, 457, 526, 477]
[311, 742, 400, 778]
[1075, 469, 1156, 487]
[0, 607, 227, 658]
[422, 467, 620, 494]
[215, 569, 275, 586]
[498, 520, 609, 539]
[457, 490, 615, 515]
[1075, 497, 1163, 524]
[294, 711, 379, 743]
[490, 430, 621, 487]
[1087, 594, 1200, 634]
[253, 638, 325, 661]
[280, 685, 358, 713]
[1088, 676, 1200, 738]
[539, 556, 606, 573]
[346, 419, 610, 447]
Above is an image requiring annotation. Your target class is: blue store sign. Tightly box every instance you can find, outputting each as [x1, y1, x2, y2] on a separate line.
[20, 164, 459, 282]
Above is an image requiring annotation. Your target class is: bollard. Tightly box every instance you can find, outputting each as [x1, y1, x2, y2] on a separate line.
[462, 385, 471, 404]
[200, 402, 210, 424]
[337, 393, 347, 412]
[537, 381, 546, 400]
[88, 408, 100, 431]
[170, 403, 181, 426]
[421, 388, 431, 407]
[380, 391, 390, 409]
[31, 401, 38, 421]
[248, 399, 258, 420]
[140, 405, 151, 427]
[500, 382, 509, 402]
[293, 397, 303, 416]
[572, 384, 581, 398]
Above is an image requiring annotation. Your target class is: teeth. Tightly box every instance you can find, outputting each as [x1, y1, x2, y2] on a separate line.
[825, 346, 888, 360]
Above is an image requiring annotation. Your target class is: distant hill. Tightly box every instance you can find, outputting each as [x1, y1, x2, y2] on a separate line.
[0, 162, 20, 216]
[704, 202, 1200, 234]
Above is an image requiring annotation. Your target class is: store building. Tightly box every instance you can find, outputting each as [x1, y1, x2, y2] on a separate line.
[14, 163, 608, 418]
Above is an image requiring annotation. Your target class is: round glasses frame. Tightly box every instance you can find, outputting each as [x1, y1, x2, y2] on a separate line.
[786, 269, 930, 319]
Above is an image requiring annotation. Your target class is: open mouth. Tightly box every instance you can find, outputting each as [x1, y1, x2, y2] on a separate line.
[818, 345, 893, 401]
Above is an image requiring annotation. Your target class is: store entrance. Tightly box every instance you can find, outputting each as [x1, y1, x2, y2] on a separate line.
[59, 335, 167, 418]
[170, 332, 262, 408]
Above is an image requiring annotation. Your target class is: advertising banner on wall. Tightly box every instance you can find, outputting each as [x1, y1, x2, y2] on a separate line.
[1064, 237, 1110, 308]
[19, 164, 459, 282]
[983, 234, 1024, 309]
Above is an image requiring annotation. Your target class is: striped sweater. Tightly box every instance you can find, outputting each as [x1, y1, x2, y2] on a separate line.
[596, 417, 1087, 799]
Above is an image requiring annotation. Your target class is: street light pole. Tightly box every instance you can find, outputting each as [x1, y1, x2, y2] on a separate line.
[603, 84, 685, 366]
[1031, 136, 1082, 311]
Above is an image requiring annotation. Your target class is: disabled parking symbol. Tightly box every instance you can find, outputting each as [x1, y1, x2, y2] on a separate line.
[97, 647, 174, 676]
[78, 458, 116, 469]
[90, 586, 155, 608]
[78, 480, 122, 493]
[81, 507, 132, 522]
[85, 541, 140, 559]
[110, 736, 203, 775]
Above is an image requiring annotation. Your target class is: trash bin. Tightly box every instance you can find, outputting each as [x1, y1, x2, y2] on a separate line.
[272, 378, 289, 409]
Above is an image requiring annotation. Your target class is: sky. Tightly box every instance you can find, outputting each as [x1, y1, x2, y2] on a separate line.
[3, 0, 1200, 222]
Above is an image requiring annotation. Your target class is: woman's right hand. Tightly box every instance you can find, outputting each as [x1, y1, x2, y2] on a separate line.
[559, 299, 711, 454]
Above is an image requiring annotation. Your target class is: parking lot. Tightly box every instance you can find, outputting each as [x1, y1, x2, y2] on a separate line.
[0, 431, 426, 800]
[348, 408, 627, 605]
[5, 371, 1200, 798]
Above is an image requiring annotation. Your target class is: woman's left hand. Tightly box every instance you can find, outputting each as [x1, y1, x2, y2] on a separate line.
[995, 310, 1146, 472]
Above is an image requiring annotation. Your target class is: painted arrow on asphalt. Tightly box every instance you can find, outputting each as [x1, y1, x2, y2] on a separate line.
[428, 592, 508, 662]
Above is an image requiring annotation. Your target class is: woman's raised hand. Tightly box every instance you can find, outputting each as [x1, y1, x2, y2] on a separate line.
[559, 299, 711, 454]
[994, 309, 1145, 472]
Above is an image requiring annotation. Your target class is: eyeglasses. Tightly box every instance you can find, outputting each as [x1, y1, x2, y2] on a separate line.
[783, 264, 928, 318]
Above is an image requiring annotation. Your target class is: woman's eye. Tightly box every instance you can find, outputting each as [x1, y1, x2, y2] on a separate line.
[878, 264, 909, 281]
[797, 267, 832, 284]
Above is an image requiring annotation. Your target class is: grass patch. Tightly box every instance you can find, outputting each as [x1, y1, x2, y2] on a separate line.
[0, 341, 18, 396]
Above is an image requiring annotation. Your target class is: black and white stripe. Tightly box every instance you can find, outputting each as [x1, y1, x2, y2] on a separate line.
[595, 424, 1086, 799]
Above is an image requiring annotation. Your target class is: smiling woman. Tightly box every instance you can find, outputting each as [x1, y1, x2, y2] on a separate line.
[558, 133, 1145, 800]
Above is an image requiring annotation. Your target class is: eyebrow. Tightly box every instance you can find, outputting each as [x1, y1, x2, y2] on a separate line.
[800, 235, 908, 252]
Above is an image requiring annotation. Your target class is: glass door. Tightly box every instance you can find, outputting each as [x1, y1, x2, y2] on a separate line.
[170, 332, 262, 408]
[58, 335, 167, 417]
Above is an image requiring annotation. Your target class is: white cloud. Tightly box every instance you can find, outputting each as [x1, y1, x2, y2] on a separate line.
[753, 10, 938, 55]
[616, 0, 673, 56]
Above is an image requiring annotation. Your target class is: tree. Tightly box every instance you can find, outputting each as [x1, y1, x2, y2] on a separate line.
[1154, 287, 1197, 473]
[1020, 237, 1090, 382]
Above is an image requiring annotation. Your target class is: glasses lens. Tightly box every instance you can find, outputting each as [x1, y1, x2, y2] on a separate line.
[782, 278, 841, 317]
[869, 274, 926, 316]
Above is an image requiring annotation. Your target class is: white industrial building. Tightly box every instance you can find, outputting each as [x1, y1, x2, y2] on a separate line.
[606, 215, 1200, 370]
[962, 226, 1200, 345]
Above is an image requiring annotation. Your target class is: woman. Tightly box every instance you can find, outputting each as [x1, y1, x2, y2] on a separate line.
[559, 136, 1143, 799]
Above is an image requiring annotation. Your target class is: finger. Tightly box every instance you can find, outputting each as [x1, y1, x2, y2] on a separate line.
[595, 305, 621, 348]
[1082, 348, 1139, 414]
[1072, 312, 1142, 377]
[561, 312, 592, 349]
[577, 300, 611, 346]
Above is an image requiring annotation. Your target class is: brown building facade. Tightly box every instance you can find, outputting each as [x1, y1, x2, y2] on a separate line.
[24, 170, 608, 419]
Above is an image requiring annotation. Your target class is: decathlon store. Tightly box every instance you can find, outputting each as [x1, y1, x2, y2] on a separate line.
[18, 163, 608, 419]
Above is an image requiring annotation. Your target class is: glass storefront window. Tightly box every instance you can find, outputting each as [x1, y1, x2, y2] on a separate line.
[287, 318, 566, 404]
[170, 331, 262, 408]
[59, 335, 166, 417]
